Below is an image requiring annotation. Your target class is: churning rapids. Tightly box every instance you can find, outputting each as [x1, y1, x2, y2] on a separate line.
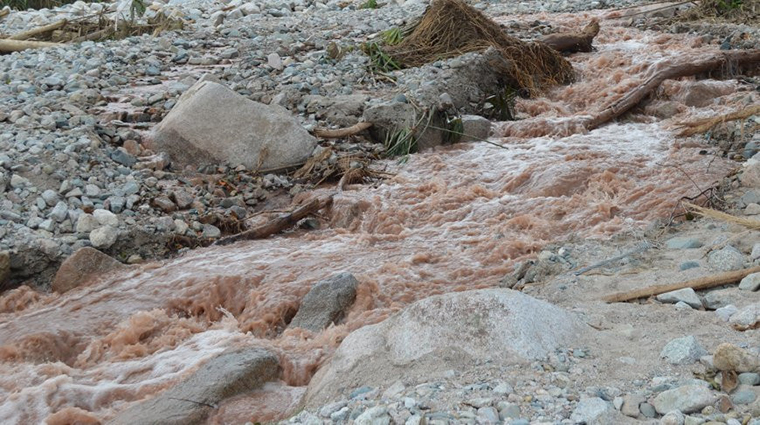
[0, 10, 745, 424]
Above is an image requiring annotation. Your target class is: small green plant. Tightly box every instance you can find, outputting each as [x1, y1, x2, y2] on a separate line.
[444, 116, 464, 144]
[361, 42, 401, 74]
[381, 27, 403, 45]
[484, 86, 517, 121]
[359, 0, 378, 9]
[384, 127, 416, 158]
[716, 0, 742, 10]
[130, 0, 146, 21]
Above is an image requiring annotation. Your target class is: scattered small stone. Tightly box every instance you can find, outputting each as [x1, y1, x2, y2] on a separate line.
[201, 224, 221, 239]
[639, 402, 657, 418]
[731, 388, 757, 405]
[661, 410, 686, 425]
[667, 237, 703, 249]
[661, 336, 708, 365]
[707, 246, 746, 271]
[93, 209, 119, 227]
[716, 305, 738, 322]
[652, 384, 717, 414]
[739, 373, 760, 386]
[656, 288, 703, 309]
[680, 261, 700, 271]
[739, 273, 760, 291]
[89, 226, 118, 249]
[570, 397, 610, 424]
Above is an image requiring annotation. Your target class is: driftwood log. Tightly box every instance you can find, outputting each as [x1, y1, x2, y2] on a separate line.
[585, 49, 760, 131]
[214, 196, 333, 246]
[0, 39, 61, 53]
[677, 105, 760, 137]
[8, 19, 67, 40]
[313, 122, 373, 139]
[541, 19, 600, 54]
[603, 266, 760, 303]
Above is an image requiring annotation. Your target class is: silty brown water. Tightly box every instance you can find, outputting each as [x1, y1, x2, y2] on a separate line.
[0, 10, 745, 424]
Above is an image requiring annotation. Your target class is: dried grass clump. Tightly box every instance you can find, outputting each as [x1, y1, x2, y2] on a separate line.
[678, 0, 760, 22]
[385, 0, 574, 94]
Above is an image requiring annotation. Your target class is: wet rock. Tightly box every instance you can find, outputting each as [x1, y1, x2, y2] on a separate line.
[150, 81, 316, 172]
[52, 247, 126, 293]
[570, 397, 610, 424]
[656, 288, 703, 309]
[108, 347, 280, 425]
[459, 115, 492, 142]
[289, 272, 359, 332]
[713, 343, 760, 373]
[0, 250, 10, 286]
[152, 196, 176, 213]
[707, 246, 746, 271]
[729, 303, 760, 330]
[652, 384, 717, 414]
[661, 336, 708, 365]
[305, 289, 587, 407]
[89, 226, 118, 249]
[666, 237, 703, 249]
[739, 273, 760, 291]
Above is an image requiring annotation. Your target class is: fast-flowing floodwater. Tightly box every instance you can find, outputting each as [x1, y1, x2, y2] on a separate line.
[0, 10, 745, 424]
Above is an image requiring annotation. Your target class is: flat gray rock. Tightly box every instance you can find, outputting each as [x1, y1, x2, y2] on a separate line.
[305, 288, 587, 407]
[108, 347, 280, 425]
[656, 288, 703, 309]
[150, 80, 316, 172]
[660, 335, 708, 365]
[289, 272, 359, 332]
[652, 384, 716, 414]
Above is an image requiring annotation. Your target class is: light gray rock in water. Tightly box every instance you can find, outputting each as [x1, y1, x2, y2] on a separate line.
[707, 245, 746, 271]
[305, 288, 587, 407]
[739, 273, 760, 291]
[661, 336, 708, 365]
[289, 272, 359, 332]
[656, 288, 703, 309]
[570, 397, 611, 424]
[459, 115, 492, 143]
[652, 384, 717, 414]
[150, 81, 316, 172]
[108, 347, 280, 425]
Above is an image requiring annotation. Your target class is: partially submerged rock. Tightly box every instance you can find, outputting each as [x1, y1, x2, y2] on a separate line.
[52, 247, 126, 293]
[289, 272, 359, 332]
[305, 288, 587, 406]
[108, 347, 280, 425]
[150, 80, 317, 172]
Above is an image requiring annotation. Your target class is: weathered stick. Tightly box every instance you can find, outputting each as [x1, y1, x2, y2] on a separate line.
[71, 27, 115, 43]
[585, 49, 760, 131]
[603, 266, 760, 303]
[677, 105, 760, 137]
[8, 19, 67, 40]
[573, 241, 652, 276]
[313, 122, 373, 139]
[0, 9, 9, 19]
[541, 19, 600, 54]
[214, 196, 332, 246]
[0, 39, 61, 53]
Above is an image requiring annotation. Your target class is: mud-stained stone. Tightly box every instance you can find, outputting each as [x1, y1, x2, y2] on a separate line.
[289, 272, 359, 332]
[305, 288, 587, 407]
[108, 347, 281, 425]
[51, 247, 127, 293]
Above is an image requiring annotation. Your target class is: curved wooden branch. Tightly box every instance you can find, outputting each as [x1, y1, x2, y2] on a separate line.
[313, 122, 373, 139]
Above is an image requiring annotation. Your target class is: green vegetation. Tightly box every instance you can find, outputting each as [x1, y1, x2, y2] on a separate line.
[384, 127, 416, 158]
[359, 0, 378, 9]
[361, 42, 401, 74]
[485, 86, 517, 121]
[381, 27, 403, 45]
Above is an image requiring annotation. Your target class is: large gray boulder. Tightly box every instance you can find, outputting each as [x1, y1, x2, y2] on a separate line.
[109, 347, 280, 425]
[149, 81, 317, 172]
[289, 272, 359, 332]
[305, 288, 587, 406]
